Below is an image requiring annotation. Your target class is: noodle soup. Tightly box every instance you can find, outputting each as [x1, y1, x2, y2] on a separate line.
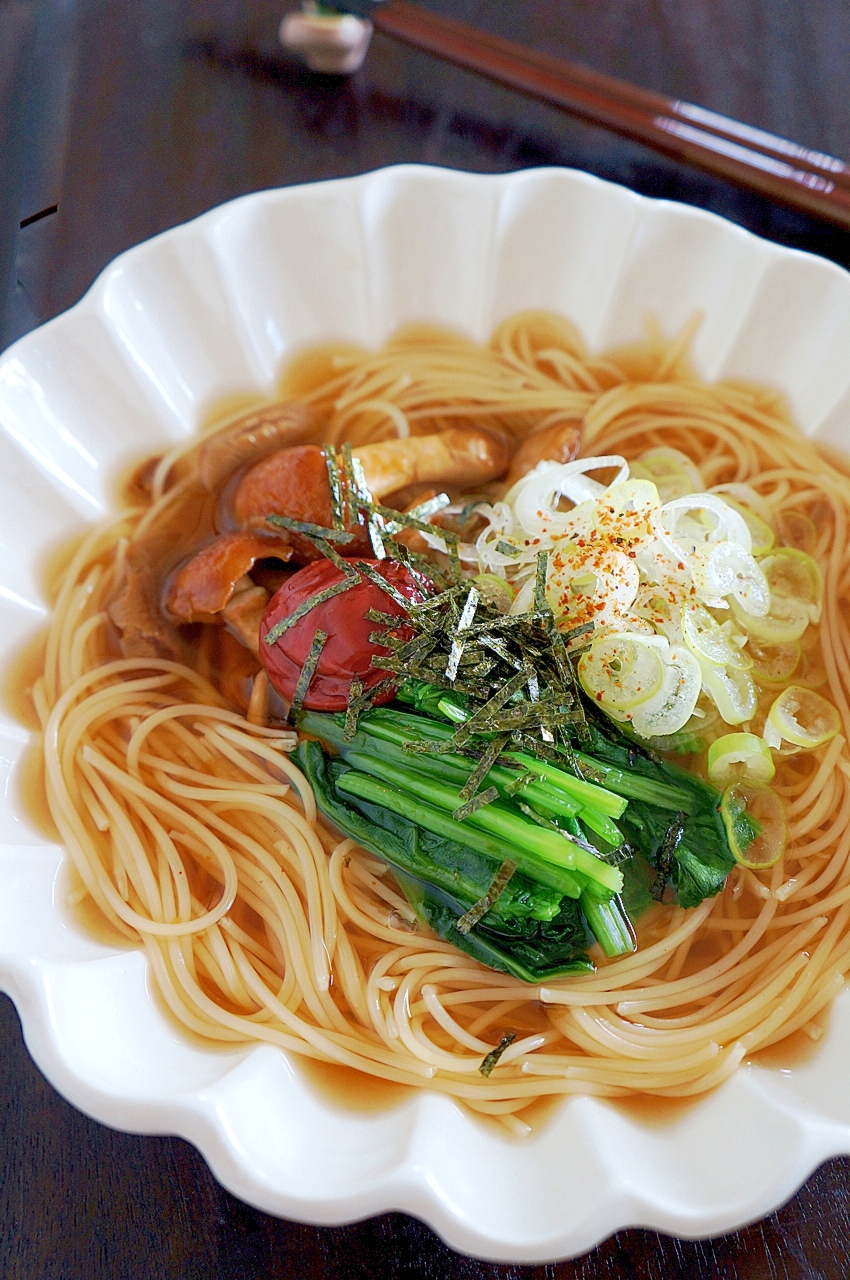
[28, 313, 850, 1136]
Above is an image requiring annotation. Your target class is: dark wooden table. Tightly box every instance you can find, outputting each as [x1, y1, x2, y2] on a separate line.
[2, 1, 850, 1275]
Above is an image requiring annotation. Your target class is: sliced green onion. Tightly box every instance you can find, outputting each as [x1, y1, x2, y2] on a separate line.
[730, 594, 810, 644]
[721, 781, 787, 869]
[699, 660, 757, 725]
[578, 632, 665, 712]
[628, 645, 702, 739]
[629, 447, 703, 503]
[682, 602, 751, 671]
[707, 732, 776, 785]
[767, 686, 841, 750]
[748, 638, 801, 685]
[716, 494, 775, 555]
[472, 573, 516, 612]
[759, 548, 823, 624]
[776, 511, 817, 555]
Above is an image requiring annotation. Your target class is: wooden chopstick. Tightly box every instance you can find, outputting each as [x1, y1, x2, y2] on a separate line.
[370, 0, 850, 230]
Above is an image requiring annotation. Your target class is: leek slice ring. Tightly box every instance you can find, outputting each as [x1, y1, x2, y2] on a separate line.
[578, 633, 665, 712]
[767, 686, 841, 749]
[707, 733, 776, 785]
[721, 781, 787, 869]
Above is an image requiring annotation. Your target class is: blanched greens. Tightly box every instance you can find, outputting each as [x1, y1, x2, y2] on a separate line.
[297, 696, 734, 978]
[297, 739, 593, 982]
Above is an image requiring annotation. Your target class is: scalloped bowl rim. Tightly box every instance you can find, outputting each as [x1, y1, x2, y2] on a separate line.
[1, 165, 850, 1263]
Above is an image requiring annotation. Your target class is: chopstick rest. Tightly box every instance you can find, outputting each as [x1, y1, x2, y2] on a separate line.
[279, 3, 373, 74]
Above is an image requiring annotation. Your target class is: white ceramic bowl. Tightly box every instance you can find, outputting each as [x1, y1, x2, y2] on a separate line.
[2, 165, 850, 1264]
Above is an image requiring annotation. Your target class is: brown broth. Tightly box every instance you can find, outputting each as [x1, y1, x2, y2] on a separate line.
[59, 863, 133, 951]
[294, 1058, 570, 1136]
[603, 1092, 700, 1128]
[748, 1005, 832, 1071]
[294, 1056, 701, 1134]
[1, 627, 57, 841]
[296, 1058, 414, 1115]
[1, 625, 46, 732]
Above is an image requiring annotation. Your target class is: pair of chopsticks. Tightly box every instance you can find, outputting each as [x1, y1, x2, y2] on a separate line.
[351, 0, 850, 231]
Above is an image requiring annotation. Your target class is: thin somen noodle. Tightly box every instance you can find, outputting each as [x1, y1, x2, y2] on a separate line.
[29, 313, 850, 1136]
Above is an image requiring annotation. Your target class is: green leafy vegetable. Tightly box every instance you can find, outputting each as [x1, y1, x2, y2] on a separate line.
[296, 740, 593, 982]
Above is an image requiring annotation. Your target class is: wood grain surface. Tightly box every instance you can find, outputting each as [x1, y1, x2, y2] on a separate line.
[3, 1, 850, 1275]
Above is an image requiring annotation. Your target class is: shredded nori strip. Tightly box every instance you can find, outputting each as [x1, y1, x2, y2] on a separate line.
[356, 561, 413, 612]
[367, 516, 387, 559]
[545, 615, 592, 746]
[479, 1032, 516, 1077]
[368, 501, 461, 546]
[345, 454, 386, 559]
[458, 733, 508, 803]
[263, 575, 359, 645]
[529, 668, 555, 744]
[460, 611, 550, 639]
[266, 513, 353, 544]
[395, 631, 441, 666]
[365, 608, 400, 626]
[346, 674, 397, 719]
[407, 493, 451, 522]
[452, 785, 499, 822]
[402, 737, 464, 755]
[601, 843, 635, 866]
[375, 656, 481, 697]
[478, 633, 524, 669]
[368, 630, 403, 649]
[503, 769, 541, 797]
[289, 630, 328, 720]
[651, 812, 688, 901]
[466, 658, 497, 680]
[343, 674, 364, 742]
[341, 444, 366, 528]
[495, 539, 522, 558]
[516, 802, 599, 853]
[533, 549, 549, 613]
[477, 701, 578, 734]
[446, 538, 462, 584]
[266, 514, 358, 579]
[323, 448, 346, 530]
[456, 860, 517, 935]
[411, 584, 469, 612]
[446, 586, 479, 682]
[453, 665, 535, 745]
[515, 733, 584, 770]
[381, 538, 440, 592]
